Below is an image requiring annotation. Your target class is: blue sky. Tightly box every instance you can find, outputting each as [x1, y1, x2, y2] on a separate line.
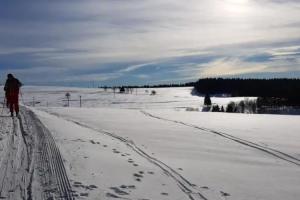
[0, 0, 300, 86]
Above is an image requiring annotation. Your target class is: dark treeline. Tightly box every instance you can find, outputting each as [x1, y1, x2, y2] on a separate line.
[99, 82, 195, 89]
[194, 78, 300, 106]
[137, 82, 194, 88]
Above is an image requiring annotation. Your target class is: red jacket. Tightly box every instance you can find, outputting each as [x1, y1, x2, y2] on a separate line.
[4, 78, 22, 96]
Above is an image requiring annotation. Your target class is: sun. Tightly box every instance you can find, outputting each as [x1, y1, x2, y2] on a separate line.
[226, 0, 249, 4]
[221, 0, 252, 15]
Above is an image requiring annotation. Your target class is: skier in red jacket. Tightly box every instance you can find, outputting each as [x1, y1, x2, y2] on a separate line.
[4, 74, 22, 117]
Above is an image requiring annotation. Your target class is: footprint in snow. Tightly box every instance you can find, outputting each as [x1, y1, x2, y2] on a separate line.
[133, 173, 143, 178]
[113, 149, 120, 154]
[72, 138, 82, 142]
[87, 185, 98, 190]
[106, 193, 121, 198]
[73, 182, 97, 191]
[110, 187, 129, 195]
[80, 193, 89, 197]
[220, 191, 230, 197]
[120, 185, 136, 189]
[90, 140, 96, 144]
[73, 182, 83, 187]
[201, 186, 209, 189]
[128, 185, 136, 189]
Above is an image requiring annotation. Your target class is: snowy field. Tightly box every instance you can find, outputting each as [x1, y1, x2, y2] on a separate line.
[18, 86, 249, 109]
[0, 86, 300, 200]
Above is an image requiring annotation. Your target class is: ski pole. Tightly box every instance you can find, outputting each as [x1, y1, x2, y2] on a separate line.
[19, 89, 26, 105]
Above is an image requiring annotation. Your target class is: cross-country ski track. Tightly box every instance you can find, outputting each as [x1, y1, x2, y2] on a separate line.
[140, 111, 300, 167]
[38, 109, 213, 200]
[0, 107, 74, 200]
[32, 106, 300, 200]
[1, 103, 300, 200]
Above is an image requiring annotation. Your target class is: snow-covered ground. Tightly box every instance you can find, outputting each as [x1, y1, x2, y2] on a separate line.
[18, 86, 249, 109]
[1, 86, 300, 200]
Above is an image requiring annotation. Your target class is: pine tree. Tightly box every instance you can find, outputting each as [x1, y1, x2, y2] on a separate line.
[220, 106, 225, 112]
[204, 94, 212, 106]
[212, 105, 220, 112]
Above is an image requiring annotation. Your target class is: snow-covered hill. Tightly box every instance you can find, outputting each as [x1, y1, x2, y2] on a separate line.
[0, 86, 299, 200]
[19, 86, 249, 109]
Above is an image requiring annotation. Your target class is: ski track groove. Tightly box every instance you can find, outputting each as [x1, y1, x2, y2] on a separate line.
[0, 131, 12, 198]
[0, 116, 29, 199]
[141, 110, 300, 167]
[0, 107, 75, 200]
[26, 109, 75, 200]
[44, 111, 209, 200]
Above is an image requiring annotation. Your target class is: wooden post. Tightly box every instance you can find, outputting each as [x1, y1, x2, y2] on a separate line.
[79, 96, 82, 107]
[65, 92, 71, 107]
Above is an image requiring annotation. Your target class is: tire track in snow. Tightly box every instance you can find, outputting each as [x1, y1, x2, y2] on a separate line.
[43, 111, 213, 200]
[141, 110, 300, 167]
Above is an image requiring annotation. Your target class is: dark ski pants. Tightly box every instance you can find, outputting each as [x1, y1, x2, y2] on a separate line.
[7, 94, 19, 114]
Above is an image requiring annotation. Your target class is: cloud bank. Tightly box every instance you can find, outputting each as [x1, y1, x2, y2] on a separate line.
[0, 0, 300, 86]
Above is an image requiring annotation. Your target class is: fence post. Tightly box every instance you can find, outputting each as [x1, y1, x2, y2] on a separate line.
[79, 96, 82, 107]
[65, 92, 70, 107]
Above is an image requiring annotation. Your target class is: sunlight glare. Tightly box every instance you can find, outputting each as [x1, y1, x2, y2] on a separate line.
[221, 0, 252, 15]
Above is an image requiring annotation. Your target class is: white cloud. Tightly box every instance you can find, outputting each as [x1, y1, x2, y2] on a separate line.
[268, 45, 300, 57]
[0, 47, 57, 55]
[1, 0, 300, 84]
[4, 0, 300, 63]
[119, 62, 156, 73]
[198, 57, 300, 78]
[198, 58, 267, 77]
[62, 73, 121, 82]
[135, 74, 150, 79]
